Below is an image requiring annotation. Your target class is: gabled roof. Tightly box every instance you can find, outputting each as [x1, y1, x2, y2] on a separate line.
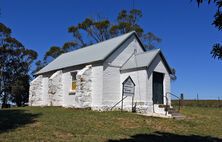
[122, 76, 135, 86]
[120, 49, 172, 74]
[36, 31, 144, 75]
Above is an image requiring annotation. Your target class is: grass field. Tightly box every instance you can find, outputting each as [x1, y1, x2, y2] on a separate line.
[0, 106, 222, 142]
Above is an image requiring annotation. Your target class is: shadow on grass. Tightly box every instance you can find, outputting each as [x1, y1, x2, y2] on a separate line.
[0, 109, 41, 133]
[108, 131, 222, 142]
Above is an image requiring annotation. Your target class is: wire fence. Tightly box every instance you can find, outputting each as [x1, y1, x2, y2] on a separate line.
[172, 97, 222, 108]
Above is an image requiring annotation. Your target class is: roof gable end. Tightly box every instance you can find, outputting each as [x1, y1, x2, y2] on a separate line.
[120, 49, 172, 74]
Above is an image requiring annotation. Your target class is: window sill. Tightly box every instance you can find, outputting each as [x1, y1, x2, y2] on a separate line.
[69, 90, 76, 95]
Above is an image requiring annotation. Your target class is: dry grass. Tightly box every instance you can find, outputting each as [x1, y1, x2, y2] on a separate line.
[172, 100, 222, 108]
[0, 106, 221, 142]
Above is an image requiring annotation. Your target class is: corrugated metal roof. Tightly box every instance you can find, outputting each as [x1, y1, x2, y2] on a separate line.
[36, 31, 136, 75]
[120, 49, 160, 71]
[121, 49, 172, 74]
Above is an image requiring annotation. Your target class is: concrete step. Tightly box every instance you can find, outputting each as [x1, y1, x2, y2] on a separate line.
[171, 112, 185, 120]
[168, 110, 178, 114]
[167, 107, 185, 120]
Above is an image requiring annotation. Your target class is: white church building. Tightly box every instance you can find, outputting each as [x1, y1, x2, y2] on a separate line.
[29, 31, 173, 116]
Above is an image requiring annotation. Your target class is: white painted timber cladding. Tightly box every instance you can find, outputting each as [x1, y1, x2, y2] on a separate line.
[102, 35, 144, 108]
[120, 70, 149, 111]
[119, 54, 171, 113]
[147, 54, 171, 106]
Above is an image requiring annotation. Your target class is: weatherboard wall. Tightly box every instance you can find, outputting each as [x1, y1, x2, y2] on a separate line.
[147, 54, 171, 106]
[120, 69, 150, 112]
[102, 35, 144, 108]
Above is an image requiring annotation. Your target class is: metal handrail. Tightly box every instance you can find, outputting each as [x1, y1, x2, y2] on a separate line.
[110, 96, 128, 110]
[166, 92, 180, 99]
[166, 92, 181, 112]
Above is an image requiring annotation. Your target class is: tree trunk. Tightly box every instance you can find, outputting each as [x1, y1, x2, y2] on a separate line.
[2, 92, 9, 108]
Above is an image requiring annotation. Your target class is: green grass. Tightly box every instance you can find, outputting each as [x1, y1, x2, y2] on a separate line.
[0, 106, 222, 142]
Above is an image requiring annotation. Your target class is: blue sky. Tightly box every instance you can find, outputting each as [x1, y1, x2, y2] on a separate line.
[0, 0, 221, 99]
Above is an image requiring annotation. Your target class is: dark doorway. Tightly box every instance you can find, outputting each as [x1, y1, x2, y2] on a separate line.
[153, 72, 164, 104]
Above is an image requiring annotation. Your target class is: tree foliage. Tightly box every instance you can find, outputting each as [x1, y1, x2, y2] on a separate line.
[170, 68, 177, 81]
[196, 0, 222, 60]
[0, 23, 37, 107]
[35, 9, 162, 73]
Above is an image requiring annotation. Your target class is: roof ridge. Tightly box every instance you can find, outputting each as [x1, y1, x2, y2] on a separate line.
[63, 31, 135, 56]
[135, 48, 160, 56]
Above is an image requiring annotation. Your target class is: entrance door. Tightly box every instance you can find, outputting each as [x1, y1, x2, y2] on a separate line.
[153, 72, 164, 104]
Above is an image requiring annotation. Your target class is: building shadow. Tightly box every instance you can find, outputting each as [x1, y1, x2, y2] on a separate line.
[0, 109, 41, 133]
[108, 131, 222, 142]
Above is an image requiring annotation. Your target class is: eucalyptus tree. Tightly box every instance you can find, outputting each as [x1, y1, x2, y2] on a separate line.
[0, 23, 37, 107]
[195, 0, 222, 60]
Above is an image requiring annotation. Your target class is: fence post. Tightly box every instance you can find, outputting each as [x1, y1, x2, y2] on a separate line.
[180, 93, 184, 108]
